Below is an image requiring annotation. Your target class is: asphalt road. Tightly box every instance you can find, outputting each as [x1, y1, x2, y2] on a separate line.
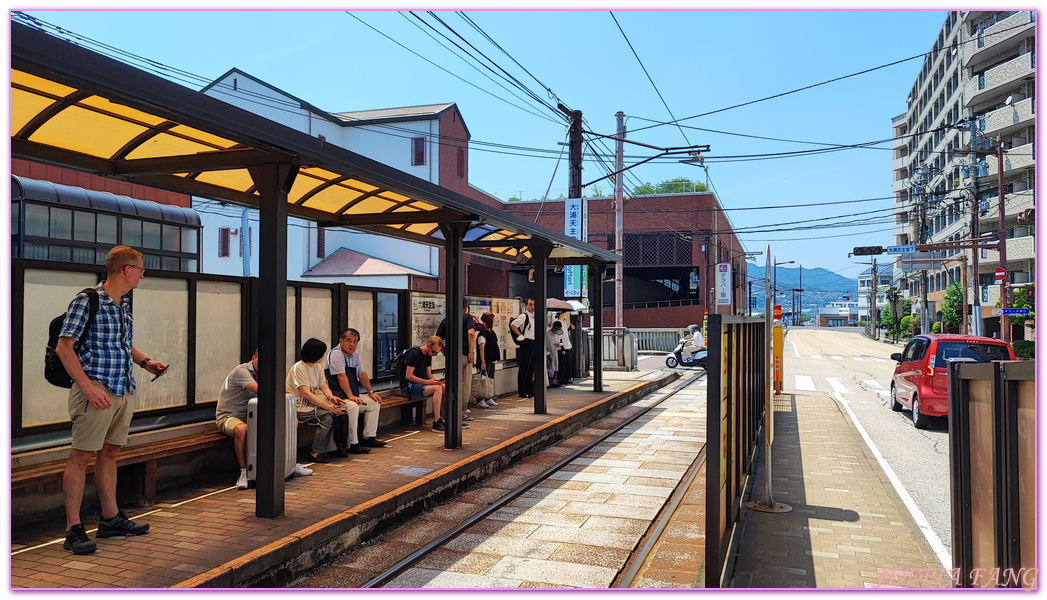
[783, 327, 952, 559]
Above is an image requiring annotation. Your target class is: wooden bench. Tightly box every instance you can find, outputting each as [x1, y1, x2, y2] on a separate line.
[12, 431, 231, 507]
[379, 394, 426, 426]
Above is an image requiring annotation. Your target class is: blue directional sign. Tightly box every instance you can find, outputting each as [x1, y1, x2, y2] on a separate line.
[991, 308, 1031, 316]
[885, 245, 917, 254]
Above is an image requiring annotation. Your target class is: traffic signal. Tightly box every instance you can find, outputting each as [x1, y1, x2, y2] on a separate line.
[853, 246, 884, 256]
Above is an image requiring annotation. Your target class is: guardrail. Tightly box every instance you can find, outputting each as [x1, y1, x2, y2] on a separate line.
[705, 314, 767, 587]
[629, 328, 688, 352]
[948, 359, 1036, 588]
[581, 327, 638, 370]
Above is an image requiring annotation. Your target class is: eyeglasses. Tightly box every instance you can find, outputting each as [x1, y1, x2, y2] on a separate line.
[126, 265, 146, 275]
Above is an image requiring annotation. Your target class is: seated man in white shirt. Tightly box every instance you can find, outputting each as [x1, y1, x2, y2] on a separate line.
[325, 328, 386, 451]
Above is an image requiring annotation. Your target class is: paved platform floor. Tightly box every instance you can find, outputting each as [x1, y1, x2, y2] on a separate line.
[729, 392, 945, 589]
[10, 371, 670, 589]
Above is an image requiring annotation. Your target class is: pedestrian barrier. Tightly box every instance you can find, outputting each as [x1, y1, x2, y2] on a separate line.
[947, 359, 1036, 588]
[705, 314, 767, 587]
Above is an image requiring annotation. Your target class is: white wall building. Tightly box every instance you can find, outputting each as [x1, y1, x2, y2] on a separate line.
[891, 10, 1035, 338]
[195, 69, 485, 287]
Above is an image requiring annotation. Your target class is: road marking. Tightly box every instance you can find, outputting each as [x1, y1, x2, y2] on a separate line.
[831, 391, 952, 570]
[851, 357, 865, 362]
[862, 380, 890, 397]
[873, 358, 888, 363]
[795, 375, 816, 391]
[784, 330, 801, 357]
[831, 356, 844, 361]
[826, 377, 852, 394]
[811, 354, 822, 359]
[837, 342, 865, 354]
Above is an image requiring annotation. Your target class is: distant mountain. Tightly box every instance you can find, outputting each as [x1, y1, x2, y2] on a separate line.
[748, 265, 857, 293]
[745, 265, 858, 314]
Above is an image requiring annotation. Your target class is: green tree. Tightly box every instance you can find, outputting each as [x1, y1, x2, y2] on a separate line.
[1009, 283, 1035, 331]
[884, 286, 902, 342]
[632, 177, 707, 196]
[940, 282, 963, 333]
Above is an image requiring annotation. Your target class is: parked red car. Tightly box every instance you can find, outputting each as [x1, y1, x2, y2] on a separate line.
[889, 334, 1014, 428]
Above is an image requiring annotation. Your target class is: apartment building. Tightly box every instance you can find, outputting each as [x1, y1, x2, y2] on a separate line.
[891, 10, 1035, 339]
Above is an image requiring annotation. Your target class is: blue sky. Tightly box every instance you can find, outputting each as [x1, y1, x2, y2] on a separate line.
[15, 8, 950, 278]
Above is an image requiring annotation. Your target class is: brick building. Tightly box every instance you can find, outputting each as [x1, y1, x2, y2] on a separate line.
[504, 192, 747, 328]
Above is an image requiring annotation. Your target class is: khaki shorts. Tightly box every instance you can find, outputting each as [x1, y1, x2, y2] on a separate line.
[216, 416, 247, 437]
[69, 380, 135, 452]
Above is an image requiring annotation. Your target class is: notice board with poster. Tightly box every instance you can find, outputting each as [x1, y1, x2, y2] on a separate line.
[409, 293, 446, 370]
[481, 297, 520, 361]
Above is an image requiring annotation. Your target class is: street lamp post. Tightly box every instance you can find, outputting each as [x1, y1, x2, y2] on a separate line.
[773, 260, 794, 318]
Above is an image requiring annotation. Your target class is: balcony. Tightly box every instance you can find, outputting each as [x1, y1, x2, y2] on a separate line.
[985, 141, 1035, 178]
[892, 178, 909, 193]
[977, 189, 1035, 222]
[965, 53, 1035, 107]
[965, 11, 1035, 68]
[892, 155, 908, 171]
[1006, 235, 1036, 261]
[981, 97, 1035, 136]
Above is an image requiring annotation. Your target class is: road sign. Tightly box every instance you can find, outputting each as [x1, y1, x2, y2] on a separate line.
[885, 245, 916, 254]
[773, 305, 782, 319]
[991, 308, 1030, 316]
[994, 267, 1007, 282]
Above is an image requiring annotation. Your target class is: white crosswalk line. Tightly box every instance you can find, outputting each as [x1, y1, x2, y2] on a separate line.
[831, 356, 844, 361]
[862, 380, 890, 396]
[851, 357, 865, 362]
[874, 358, 888, 363]
[795, 375, 816, 391]
[811, 354, 822, 359]
[826, 377, 853, 394]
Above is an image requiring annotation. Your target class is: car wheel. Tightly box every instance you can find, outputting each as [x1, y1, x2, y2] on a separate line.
[665, 356, 679, 368]
[912, 394, 930, 429]
[889, 384, 903, 412]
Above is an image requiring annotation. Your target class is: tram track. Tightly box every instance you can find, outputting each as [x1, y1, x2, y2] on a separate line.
[353, 370, 708, 589]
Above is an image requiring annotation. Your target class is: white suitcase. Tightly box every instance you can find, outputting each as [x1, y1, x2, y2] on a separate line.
[246, 393, 298, 482]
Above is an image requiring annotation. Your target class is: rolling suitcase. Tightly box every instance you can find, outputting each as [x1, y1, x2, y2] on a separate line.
[246, 393, 298, 482]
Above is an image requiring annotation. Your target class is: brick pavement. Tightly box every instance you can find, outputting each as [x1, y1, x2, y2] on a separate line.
[10, 371, 673, 589]
[729, 391, 945, 589]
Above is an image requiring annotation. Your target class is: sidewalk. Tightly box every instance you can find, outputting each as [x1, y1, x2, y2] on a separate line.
[10, 371, 673, 589]
[729, 391, 945, 589]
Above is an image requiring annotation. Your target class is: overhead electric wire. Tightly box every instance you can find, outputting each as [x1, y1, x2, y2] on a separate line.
[610, 11, 692, 147]
[625, 20, 1035, 136]
[457, 11, 565, 111]
[409, 11, 564, 120]
[349, 12, 562, 125]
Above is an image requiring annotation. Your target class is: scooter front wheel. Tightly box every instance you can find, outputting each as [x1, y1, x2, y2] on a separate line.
[697, 357, 708, 370]
[665, 356, 679, 368]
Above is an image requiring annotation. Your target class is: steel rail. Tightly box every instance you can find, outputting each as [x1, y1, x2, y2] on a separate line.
[615, 444, 708, 587]
[361, 370, 707, 588]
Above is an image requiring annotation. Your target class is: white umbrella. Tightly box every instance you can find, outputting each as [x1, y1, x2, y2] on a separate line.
[546, 298, 573, 310]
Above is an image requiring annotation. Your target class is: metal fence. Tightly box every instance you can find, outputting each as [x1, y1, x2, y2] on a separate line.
[948, 359, 1036, 588]
[705, 314, 767, 587]
[629, 327, 688, 352]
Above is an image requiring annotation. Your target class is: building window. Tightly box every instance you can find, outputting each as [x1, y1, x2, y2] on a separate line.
[316, 227, 326, 259]
[412, 137, 426, 166]
[457, 147, 465, 178]
[218, 227, 230, 257]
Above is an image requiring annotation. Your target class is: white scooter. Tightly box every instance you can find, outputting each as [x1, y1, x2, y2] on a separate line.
[665, 337, 708, 370]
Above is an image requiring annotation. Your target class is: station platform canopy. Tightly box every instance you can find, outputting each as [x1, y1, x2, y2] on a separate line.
[10, 22, 619, 268]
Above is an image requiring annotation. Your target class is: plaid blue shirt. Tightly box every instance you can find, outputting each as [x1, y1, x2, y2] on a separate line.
[59, 283, 136, 396]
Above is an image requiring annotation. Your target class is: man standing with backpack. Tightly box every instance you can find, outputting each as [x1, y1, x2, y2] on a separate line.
[55, 246, 168, 555]
[509, 298, 536, 398]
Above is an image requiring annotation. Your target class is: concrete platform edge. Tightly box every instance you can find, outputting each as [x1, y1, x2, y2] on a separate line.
[174, 372, 679, 588]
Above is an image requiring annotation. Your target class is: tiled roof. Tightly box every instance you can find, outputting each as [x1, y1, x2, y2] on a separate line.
[302, 247, 433, 278]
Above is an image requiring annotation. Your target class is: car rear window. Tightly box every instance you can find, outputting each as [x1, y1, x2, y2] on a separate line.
[934, 341, 1011, 364]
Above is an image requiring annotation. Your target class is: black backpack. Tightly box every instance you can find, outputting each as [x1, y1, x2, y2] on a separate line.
[387, 347, 413, 379]
[510, 313, 530, 345]
[46, 288, 100, 388]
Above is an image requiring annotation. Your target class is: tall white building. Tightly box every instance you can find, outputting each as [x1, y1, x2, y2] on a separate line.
[891, 10, 1035, 339]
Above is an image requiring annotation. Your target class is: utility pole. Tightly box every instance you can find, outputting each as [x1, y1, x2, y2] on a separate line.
[968, 117, 983, 337]
[995, 133, 1009, 342]
[960, 253, 968, 335]
[568, 110, 583, 199]
[614, 111, 625, 330]
[870, 258, 878, 340]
